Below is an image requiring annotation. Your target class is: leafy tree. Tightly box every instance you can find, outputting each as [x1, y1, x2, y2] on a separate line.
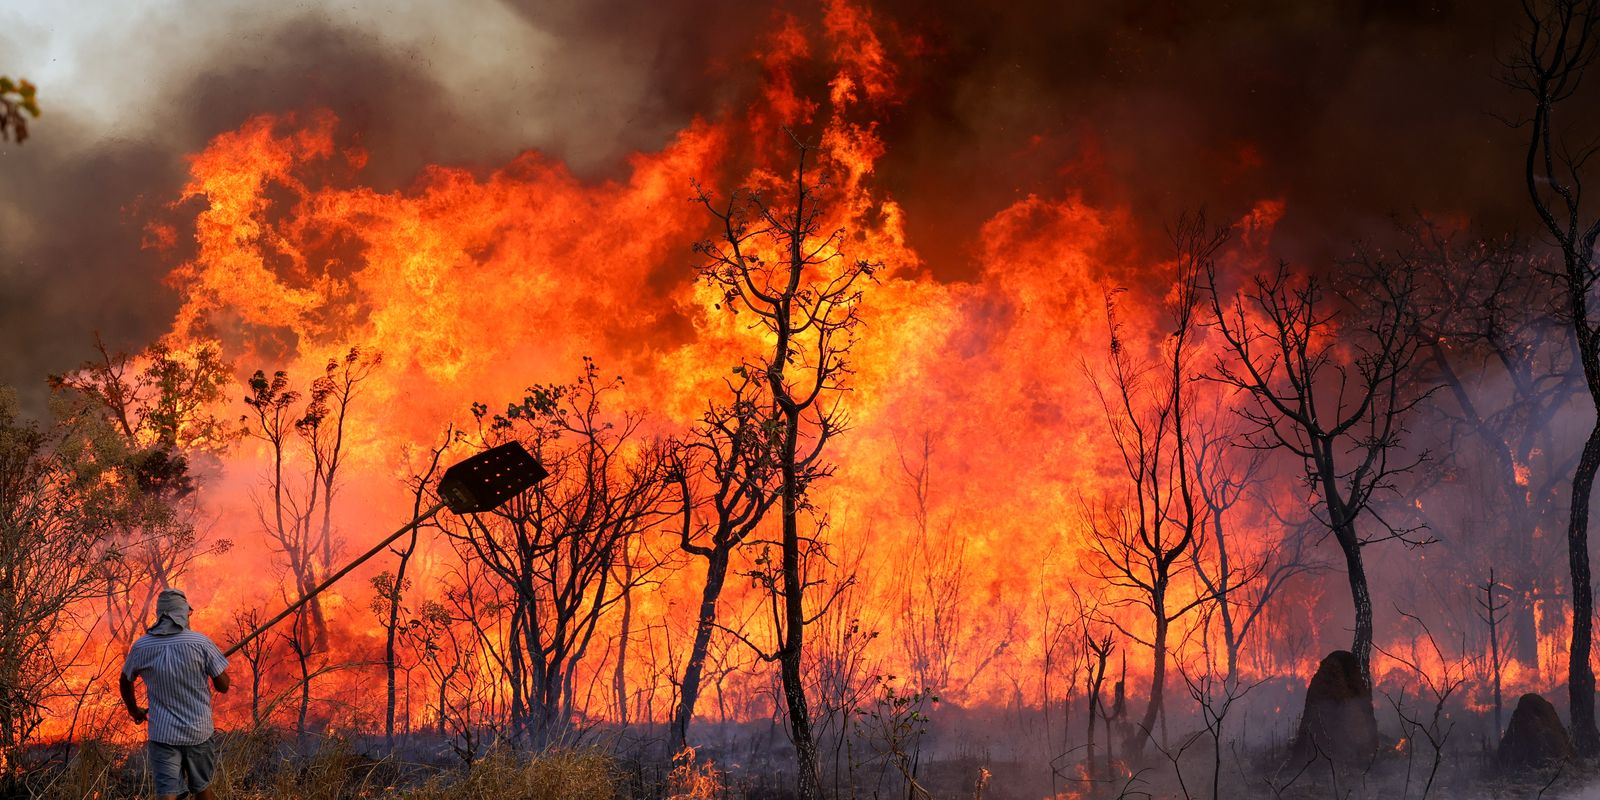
[0, 388, 129, 783]
[242, 346, 380, 651]
[0, 77, 38, 144]
[50, 337, 233, 643]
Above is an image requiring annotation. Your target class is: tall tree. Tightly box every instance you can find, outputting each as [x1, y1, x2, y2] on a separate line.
[695, 134, 876, 799]
[1084, 213, 1226, 757]
[1398, 222, 1577, 671]
[1205, 256, 1432, 686]
[1504, 0, 1600, 754]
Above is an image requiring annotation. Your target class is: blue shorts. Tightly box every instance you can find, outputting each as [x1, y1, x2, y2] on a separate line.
[148, 738, 216, 796]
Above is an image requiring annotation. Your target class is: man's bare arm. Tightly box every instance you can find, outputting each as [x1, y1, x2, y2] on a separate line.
[119, 675, 146, 723]
[212, 669, 230, 694]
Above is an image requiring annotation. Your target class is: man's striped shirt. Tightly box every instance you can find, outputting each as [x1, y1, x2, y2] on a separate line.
[122, 630, 229, 746]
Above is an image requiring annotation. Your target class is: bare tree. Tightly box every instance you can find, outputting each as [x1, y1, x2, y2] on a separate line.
[242, 346, 380, 651]
[1374, 609, 1470, 800]
[1396, 222, 1577, 671]
[1205, 255, 1433, 685]
[808, 548, 876, 798]
[1043, 584, 1092, 797]
[448, 360, 671, 747]
[433, 548, 512, 762]
[1503, 0, 1600, 753]
[895, 431, 1008, 702]
[667, 370, 781, 752]
[1188, 411, 1317, 687]
[1478, 568, 1512, 739]
[280, 606, 317, 741]
[694, 132, 876, 799]
[228, 606, 273, 729]
[1177, 659, 1256, 800]
[371, 425, 451, 749]
[1083, 213, 1227, 758]
[1083, 627, 1116, 786]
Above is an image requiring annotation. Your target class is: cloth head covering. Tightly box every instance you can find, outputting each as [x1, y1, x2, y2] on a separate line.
[148, 588, 191, 635]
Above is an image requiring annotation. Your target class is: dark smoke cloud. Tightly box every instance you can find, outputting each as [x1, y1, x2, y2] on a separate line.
[864, 0, 1527, 276]
[492, 0, 1543, 278]
[0, 10, 538, 416]
[0, 0, 1552, 413]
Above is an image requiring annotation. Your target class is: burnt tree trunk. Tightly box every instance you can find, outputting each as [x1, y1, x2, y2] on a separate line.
[1319, 441, 1374, 686]
[383, 575, 403, 747]
[693, 138, 864, 800]
[383, 523, 422, 749]
[672, 548, 730, 752]
[615, 558, 634, 726]
[1568, 424, 1600, 755]
[776, 406, 822, 799]
[1338, 529, 1373, 687]
[1205, 499, 1241, 684]
[1510, 1, 1600, 755]
[1131, 597, 1169, 757]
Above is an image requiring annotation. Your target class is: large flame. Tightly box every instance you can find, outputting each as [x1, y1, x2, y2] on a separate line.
[41, 0, 1537, 748]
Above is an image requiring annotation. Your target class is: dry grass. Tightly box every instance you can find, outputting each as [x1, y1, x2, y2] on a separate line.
[30, 738, 623, 800]
[31, 739, 124, 800]
[405, 748, 620, 800]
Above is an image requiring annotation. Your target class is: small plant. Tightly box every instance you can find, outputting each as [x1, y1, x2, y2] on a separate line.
[854, 676, 938, 800]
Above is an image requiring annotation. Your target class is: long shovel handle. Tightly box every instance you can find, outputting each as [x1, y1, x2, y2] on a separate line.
[223, 501, 448, 657]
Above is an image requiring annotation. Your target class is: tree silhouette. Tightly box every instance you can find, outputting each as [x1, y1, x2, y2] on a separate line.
[694, 132, 876, 799]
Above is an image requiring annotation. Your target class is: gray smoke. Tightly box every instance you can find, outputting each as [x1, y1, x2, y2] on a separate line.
[0, 0, 1562, 415]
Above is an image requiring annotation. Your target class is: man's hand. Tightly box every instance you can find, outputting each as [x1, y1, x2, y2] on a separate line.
[118, 674, 145, 725]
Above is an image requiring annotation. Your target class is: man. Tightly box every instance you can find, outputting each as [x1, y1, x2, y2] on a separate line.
[120, 588, 230, 800]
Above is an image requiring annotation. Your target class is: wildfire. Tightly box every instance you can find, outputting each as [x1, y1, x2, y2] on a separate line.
[121, 1, 1180, 730]
[29, 0, 1560, 763]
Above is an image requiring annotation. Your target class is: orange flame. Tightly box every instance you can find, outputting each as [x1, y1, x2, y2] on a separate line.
[38, 0, 1560, 747]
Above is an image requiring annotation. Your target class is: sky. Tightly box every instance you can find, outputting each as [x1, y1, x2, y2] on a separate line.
[0, 0, 1554, 415]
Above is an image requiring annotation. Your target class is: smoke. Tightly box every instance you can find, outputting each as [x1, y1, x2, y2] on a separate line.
[0, 0, 1550, 415]
[0, 0, 747, 415]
